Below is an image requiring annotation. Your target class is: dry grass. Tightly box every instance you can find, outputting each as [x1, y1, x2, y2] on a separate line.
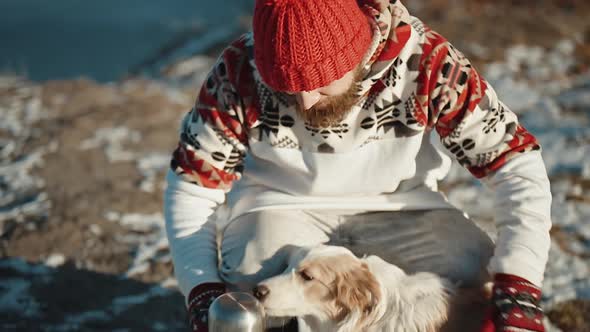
[410, 0, 590, 69]
[547, 300, 590, 332]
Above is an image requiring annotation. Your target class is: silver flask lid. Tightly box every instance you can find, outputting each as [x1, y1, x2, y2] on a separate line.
[208, 292, 265, 332]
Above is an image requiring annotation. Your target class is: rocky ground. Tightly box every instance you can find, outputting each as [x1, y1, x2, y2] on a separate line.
[0, 77, 192, 331]
[1, 0, 589, 331]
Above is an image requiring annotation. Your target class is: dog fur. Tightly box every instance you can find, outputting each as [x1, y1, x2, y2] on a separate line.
[255, 245, 465, 332]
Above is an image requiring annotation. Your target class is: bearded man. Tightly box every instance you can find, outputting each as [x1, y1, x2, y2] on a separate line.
[164, 0, 552, 331]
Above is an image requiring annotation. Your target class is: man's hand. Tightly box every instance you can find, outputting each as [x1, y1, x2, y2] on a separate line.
[187, 282, 226, 332]
[480, 274, 545, 332]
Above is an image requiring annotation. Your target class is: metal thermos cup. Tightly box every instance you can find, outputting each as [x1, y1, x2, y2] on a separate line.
[208, 292, 265, 332]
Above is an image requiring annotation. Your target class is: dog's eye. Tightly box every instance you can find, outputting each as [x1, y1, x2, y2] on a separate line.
[299, 270, 314, 281]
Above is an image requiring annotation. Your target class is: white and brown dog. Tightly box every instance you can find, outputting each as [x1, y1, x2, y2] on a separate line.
[253, 245, 486, 332]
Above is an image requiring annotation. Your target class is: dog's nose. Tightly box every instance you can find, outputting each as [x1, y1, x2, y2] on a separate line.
[253, 285, 270, 301]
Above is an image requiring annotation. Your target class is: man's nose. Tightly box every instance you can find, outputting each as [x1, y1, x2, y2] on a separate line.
[295, 91, 321, 110]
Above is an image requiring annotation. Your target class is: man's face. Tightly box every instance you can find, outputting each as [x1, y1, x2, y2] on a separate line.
[287, 65, 364, 127]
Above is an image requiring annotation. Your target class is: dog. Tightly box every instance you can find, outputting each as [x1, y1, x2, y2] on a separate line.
[253, 245, 476, 332]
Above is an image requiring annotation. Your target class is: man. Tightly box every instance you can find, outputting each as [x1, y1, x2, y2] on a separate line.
[164, 0, 552, 331]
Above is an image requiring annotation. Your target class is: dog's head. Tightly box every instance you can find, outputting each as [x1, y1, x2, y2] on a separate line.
[254, 245, 382, 329]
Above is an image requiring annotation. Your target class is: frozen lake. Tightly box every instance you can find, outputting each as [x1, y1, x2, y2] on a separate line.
[0, 0, 252, 82]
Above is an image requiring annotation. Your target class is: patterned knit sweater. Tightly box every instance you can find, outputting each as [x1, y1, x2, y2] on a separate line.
[164, 0, 552, 300]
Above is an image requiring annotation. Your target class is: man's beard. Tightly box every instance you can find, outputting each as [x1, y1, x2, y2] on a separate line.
[296, 66, 365, 127]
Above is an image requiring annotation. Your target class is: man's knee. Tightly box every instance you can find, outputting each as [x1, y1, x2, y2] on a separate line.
[220, 243, 294, 291]
[219, 210, 330, 290]
[401, 209, 494, 286]
[432, 209, 495, 286]
[443, 249, 493, 287]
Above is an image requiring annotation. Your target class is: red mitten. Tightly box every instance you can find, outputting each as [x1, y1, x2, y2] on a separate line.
[480, 307, 496, 332]
[480, 274, 545, 332]
[187, 282, 226, 332]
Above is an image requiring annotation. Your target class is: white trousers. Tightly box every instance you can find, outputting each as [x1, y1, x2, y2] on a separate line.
[219, 208, 495, 291]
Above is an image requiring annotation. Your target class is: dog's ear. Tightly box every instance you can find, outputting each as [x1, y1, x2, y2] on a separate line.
[334, 262, 381, 323]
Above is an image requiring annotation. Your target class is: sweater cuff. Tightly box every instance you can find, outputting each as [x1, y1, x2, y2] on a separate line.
[187, 282, 226, 308]
[187, 283, 226, 332]
[491, 273, 544, 331]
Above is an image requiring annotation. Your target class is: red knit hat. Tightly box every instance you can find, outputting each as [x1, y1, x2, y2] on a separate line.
[253, 0, 372, 92]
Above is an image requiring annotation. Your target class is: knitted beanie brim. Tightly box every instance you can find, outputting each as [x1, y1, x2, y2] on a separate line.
[253, 0, 373, 92]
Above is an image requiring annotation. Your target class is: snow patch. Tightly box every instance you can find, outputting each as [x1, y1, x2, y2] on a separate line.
[111, 286, 171, 314]
[105, 212, 171, 277]
[0, 258, 53, 319]
[45, 254, 66, 268]
[137, 153, 170, 193]
[0, 76, 52, 235]
[79, 127, 141, 162]
[0, 279, 42, 318]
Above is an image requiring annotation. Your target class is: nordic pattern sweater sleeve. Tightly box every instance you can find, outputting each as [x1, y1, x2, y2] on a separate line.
[164, 36, 254, 300]
[418, 27, 552, 286]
